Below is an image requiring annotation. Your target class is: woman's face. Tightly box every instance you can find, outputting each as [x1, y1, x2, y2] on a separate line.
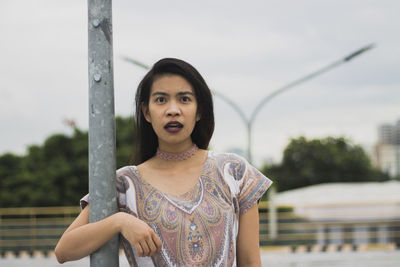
[142, 74, 200, 150]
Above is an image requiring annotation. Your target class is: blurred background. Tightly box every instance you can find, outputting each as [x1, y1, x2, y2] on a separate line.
[0, 0, 399, 266]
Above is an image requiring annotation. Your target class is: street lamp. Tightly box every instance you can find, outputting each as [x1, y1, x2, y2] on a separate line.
[123, 43, 375, 163]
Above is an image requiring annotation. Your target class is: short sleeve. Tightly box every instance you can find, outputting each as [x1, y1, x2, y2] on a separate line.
[78, 166, 137, 214]
[78, 167, 128, 212]
[226, 154, 273, 215]
[80, 194, 89, 210]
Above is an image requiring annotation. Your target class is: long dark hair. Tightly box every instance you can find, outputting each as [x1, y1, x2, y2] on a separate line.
[134, 58, 214, 164]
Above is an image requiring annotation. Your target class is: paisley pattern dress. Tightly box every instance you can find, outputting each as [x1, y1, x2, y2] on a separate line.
[81, 151, 272, 267]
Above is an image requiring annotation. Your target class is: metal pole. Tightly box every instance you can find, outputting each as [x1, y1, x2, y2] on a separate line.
[268, 186, 277, 240]
[246, 122, 252, 164]
[88, 1, 119, 266]
[248, 44, 376, 127]
[246, 43, 375, 162]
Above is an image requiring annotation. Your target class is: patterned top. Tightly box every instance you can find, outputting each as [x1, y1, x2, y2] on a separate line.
[81, 151, 272, 267]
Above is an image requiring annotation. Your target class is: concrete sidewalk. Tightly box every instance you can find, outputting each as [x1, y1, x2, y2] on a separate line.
[1, 250, 400, 267]
[261, 250, 400, 267]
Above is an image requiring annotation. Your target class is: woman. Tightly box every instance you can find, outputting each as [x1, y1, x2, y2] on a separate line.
[55, 58, 272, 266]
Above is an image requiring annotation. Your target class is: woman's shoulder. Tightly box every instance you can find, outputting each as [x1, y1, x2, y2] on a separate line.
[208, 151, 249, 178]
[116, 165, 139, 179]
[208, 150, 248, 165]
[115, 165, 142, 197]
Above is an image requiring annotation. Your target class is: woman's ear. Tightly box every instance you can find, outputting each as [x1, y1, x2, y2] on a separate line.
[141, 102, 151, 123]
[196, 112, 201, 122]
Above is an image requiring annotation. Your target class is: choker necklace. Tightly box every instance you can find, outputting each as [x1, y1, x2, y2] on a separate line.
[156, 144, 199, 161]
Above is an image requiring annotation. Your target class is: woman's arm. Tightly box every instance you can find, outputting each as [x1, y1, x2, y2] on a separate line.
[236, 204, 262, 267]
[55, 204, 162, 263]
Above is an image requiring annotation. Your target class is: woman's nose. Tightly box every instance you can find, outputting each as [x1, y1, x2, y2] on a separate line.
[166, 101, 180, 116]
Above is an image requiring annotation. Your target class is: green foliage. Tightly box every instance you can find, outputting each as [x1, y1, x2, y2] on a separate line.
[0, 153, 24, 206]
[261, 136, 389, 192]
[116, 116, 136, 168]
[0, 116, 135, 207]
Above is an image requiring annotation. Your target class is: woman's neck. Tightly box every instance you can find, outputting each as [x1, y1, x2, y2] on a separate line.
[157, 140, 194, 154]
[149, 140, 205, 170]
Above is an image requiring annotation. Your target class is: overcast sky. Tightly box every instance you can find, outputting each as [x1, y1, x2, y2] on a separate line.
[1, 0, 399, 167]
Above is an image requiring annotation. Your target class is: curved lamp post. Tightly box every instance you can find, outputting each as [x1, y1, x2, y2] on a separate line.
[123, 43, 375, 163]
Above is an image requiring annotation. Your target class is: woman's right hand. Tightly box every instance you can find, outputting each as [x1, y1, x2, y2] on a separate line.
[116, 212, 162, 257]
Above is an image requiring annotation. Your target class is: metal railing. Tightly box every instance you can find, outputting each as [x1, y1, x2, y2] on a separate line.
[0, 206, 80, 255]
[1, 203, 399, 255]
[258, 202, 400, 250]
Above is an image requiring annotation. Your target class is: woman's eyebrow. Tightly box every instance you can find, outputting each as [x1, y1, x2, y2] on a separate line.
[151, 91, 169, 97]
[176, 91, 194, 96]
[151, 91, 194, 97]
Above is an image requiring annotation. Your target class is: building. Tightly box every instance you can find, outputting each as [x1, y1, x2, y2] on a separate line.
[374, 120, 400, 178]
[274, 181, 400, 246]
[275, 181, 400, 220]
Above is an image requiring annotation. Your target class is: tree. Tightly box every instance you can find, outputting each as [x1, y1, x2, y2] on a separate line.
[116, 116, 136, 168]
[0, 116, 136, 207]
[262, 136, 389, 192]
[0, 153, 24, 206]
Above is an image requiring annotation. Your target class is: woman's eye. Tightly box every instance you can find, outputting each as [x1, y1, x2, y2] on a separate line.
[181, 96, 191, 103]
[155, 97, 166, 103]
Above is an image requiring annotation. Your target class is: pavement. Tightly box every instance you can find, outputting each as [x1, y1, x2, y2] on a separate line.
[1, 250, 400, 267]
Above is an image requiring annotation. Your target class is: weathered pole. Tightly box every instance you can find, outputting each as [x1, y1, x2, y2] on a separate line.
[88, 0, 119, 266]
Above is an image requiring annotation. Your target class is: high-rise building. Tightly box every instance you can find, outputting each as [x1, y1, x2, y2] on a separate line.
[378, 121, 400, 145]
[374, 120, 400, 178]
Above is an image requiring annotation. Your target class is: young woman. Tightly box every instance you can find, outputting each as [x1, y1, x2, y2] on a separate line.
[55, 58, 272, 266]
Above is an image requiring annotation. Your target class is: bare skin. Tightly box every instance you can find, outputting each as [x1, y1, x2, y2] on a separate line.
[237, 204, 262, 267]
[137, 149, 208, 196]
[54, 206, 162, 263]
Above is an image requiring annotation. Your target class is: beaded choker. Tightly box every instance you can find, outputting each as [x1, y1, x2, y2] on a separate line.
[156, 144, 199, 161]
